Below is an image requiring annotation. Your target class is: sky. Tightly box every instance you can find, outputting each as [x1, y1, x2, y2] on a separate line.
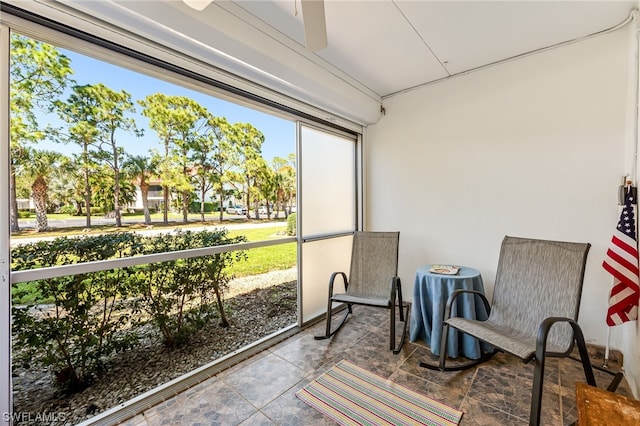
[42, 47, 296, 164]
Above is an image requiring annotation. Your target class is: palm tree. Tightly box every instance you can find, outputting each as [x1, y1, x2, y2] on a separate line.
[9, 35, 74, 232]
[275, 154, 297, 217]
[49, 165, 85, 216]
[19, 149, 68, 232]
[124, 155, 155, 225]
[89, 168, 137, 216]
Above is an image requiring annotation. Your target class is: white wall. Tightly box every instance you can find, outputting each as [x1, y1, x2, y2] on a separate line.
[366, 24, 639, 395]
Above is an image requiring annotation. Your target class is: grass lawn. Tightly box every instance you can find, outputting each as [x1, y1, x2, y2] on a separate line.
[226, 226, 296, 277]
[12, 213, 288, 239]
[11, 225, 296, 304]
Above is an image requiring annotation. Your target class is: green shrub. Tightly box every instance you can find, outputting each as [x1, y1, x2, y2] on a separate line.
[11, 233, 144, 392]
[133, 229, 247, 347]
[58, 204, 77, 215]
[190, 201, 218, 213]
[286, 212, 296, 236]
[10, 230, 246, 391]
[17, 211, 31, 218]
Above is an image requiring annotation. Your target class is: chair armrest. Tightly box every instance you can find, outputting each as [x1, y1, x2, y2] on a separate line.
[536, 317, 596, 386]
[536, 316, 576, 357]
[329, 272, 348, 296]
[443, 289, 491, 321]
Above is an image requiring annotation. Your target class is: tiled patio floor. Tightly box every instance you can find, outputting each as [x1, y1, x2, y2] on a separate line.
[120, 306, 633, 425]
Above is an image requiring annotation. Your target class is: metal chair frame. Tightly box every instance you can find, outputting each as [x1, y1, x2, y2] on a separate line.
[420, 236, 623, 426]
[314, 231, 410, 354]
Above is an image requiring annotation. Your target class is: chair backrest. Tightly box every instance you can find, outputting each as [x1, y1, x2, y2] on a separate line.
[347, 232, 400, 299]
[489, 236, 591, 351]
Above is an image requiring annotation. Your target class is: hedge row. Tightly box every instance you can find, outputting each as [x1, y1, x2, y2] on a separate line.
[189, 201, 221, 213]
[11, 229, 246, 392]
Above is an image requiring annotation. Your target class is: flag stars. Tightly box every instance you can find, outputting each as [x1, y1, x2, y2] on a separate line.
[616, 192, 637, 238]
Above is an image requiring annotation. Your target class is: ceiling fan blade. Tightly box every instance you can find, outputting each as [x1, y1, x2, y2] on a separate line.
[183, 0, 213, 11]
[301, 0, 328, 52]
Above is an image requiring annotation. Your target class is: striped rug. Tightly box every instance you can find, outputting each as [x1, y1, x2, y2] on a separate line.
[295, 360, 463, 426]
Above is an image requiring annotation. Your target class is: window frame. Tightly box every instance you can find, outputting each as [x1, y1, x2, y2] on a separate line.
[1, 7, 364, 424]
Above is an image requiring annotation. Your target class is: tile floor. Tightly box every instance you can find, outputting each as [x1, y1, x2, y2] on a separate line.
[121, 306, 634, 426]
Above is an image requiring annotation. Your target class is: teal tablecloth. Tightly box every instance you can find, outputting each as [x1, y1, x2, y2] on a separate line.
[409, 265, 490, 359]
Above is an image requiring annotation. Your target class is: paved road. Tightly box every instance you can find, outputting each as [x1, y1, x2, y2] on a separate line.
[17, 213, 285, 229]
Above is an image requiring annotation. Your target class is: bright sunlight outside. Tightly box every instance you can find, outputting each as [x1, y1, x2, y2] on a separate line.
[10, 32, 299, 425]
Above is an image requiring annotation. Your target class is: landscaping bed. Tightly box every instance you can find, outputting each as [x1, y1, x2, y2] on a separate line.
[12, 270, 297, 425]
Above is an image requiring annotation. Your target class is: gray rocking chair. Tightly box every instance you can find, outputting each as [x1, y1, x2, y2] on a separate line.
[315, 231, 409, 354]
[420, 236, 624, 426]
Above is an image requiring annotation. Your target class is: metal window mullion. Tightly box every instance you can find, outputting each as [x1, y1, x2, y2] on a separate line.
[0, 21, 12, 425]
[301, 231, 355, 243]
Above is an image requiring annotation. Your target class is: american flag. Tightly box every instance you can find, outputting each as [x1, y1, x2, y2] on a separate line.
[602, 186, 640, 326]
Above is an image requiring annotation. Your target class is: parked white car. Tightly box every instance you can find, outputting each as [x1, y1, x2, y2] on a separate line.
[226, 206, 247, 215]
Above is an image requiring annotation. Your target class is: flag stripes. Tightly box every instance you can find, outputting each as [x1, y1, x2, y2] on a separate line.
[603, 186, 640, 326]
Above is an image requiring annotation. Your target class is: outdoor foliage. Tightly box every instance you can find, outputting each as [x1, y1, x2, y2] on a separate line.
[10, 34, 74, 232]
[190, 201, 218, 213]
[133, 229, 247, 346]
[11, 233, 143, 392]
[287, 212, 297, 236]
[58, 204, 78, 215]
[11, 230, 246, 392]
[10, 33, 297, 233]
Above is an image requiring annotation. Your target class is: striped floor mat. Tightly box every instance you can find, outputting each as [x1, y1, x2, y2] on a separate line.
[295, 360, 463, 426]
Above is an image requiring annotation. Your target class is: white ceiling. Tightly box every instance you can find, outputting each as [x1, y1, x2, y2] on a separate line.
[2, 0, 638, 124]
[231, 0, 637, 97]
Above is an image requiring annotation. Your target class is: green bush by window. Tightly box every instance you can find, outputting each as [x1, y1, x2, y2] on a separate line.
[11, 230, 246, 391]
[287, 212, 296, 236]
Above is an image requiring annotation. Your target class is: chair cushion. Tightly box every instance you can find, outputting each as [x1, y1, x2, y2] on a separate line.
[332, 293, 390, 307]
[446, 317, 570, 360]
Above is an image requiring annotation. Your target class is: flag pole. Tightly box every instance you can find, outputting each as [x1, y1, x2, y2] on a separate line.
[605, 177, 636, 368]
[604, 327, 610, 368]
[605, 175, 627, 368]
[603, 10, 640, 369]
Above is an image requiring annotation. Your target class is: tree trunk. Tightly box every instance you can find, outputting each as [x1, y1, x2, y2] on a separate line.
[114, 174, 121, 227]
[162, 140, 169, 224]
[113, 143, 122, 227]
[113, 179, 122, 228]
[182, 190, 189, 223]
[83, 147, 91, 228]
[31, 176, 49, 232]
[141, 183, 151, 225]
[200, 182, 206, 222]
[213, 284, 229, 328]
[245, 176, 251, 219]
[10, 164, 20, 232]
[218, 191, 224, 222]
[181, 159, 189, 223]
[162, 186, 169, 224]
[84, 171, 92, 227]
